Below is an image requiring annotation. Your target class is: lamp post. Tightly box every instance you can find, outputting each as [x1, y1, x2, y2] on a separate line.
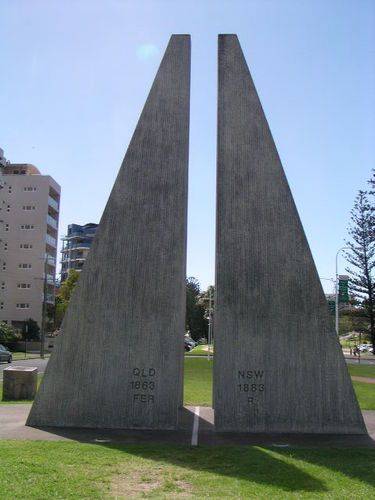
[335, 247, 350, 336]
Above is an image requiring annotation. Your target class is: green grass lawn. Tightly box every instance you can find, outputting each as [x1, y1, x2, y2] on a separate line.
[185, 344, 214, 356]
[11, 352, 47, 361]
[348, 363, 375, 378]
[184, 357, 213, 406]
[0, 359, 375, 497]
[352, 381, 375, 410]
[0, 441, 374, 498]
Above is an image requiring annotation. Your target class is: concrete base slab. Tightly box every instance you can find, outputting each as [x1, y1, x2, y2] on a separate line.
[1, 405, 374, 447]
[3, 367, 38, 400]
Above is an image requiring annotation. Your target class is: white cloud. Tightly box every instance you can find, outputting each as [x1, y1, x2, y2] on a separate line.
[136, 43, 159, 61]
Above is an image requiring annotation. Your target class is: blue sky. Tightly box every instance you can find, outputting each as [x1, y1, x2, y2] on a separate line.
[1, 0, 374, 292]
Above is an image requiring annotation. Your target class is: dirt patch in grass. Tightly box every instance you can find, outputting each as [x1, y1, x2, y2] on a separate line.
[110, 465, 192, 498]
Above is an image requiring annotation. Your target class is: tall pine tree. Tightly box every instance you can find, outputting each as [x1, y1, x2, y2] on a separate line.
[345, 190, 375, 353]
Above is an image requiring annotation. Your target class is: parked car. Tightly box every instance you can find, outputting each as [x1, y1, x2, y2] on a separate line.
[358, 344, 374, 353]
[0, 344, 12, 363]
[184, 339, 192, 351]
[184, 339, 196, 351]
[185, 337, 197, 348]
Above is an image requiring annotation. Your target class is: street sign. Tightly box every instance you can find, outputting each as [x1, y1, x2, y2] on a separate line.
[338, 275, 349, 303]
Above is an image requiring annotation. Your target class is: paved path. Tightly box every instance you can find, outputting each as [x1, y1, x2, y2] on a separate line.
[345, 356, 375, 365]
[0, 404, 374, 447]
[0, 357, 48, 380]
[351, 376, 375, 384]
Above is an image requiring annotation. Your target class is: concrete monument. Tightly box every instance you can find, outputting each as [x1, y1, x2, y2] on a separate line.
[27, 35, 190, 429]
[3, 367, 38, 400]
[214, 34, 366, 434]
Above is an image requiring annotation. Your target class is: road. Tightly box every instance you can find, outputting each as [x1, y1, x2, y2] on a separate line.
[0, 357, 49, 380]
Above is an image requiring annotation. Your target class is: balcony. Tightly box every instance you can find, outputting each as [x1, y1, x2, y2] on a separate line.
[44, 274, 55, 285]
[60, 256, 86, 263]
[48, 196, 59, 212]
[46, 234, 57, 248]
[44, 254, 56, 267]
[47, 214, 58, 230]
[62, 232, 95, 240]
[61, 243, 91, 251]
[45, 293, 55, 304]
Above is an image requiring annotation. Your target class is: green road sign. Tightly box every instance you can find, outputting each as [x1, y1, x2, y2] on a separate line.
[338, 277, 349, 303]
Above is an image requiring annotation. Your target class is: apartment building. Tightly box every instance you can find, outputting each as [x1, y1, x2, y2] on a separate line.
[61, 223, 98, 282]
[0, 152, 61, 329]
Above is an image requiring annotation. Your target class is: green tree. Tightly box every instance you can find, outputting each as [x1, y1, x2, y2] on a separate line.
[186, 277, 208, 341]
[54, 269, 80, 328]
[59, 269, 80, 302]
[339, 308, 369, 337]
[0, 322, 19, 343]
[54, 296, 67, 329]
[21, 318, 40, 341]
[345, 190, 375, 354]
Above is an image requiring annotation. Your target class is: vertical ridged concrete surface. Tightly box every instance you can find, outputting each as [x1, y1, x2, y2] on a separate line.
[214, 35, 366, 434]
[27, 35, 190, 430]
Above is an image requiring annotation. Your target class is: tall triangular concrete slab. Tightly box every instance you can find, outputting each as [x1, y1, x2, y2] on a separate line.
[214, 34, 366, 434]
[27, 35, 190, 430]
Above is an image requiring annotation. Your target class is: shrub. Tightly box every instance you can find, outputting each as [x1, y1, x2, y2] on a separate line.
[0, 322, 20, 343]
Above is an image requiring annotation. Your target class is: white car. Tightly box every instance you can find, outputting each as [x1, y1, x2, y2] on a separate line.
[358, 344, 373, 353]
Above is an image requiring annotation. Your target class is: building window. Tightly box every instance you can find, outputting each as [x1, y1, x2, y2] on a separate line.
[4, 243, 8, 251]
[5, 224, 9, 231]
[20, 244, 33, 249]
[24, 187, 37, 191]
[0, 302, 4, 310]
[6, 205, 10, 212]
[16, 303, 29, 309]
[22, 205, 36, 211]
[2, 263, 6, 271]
[8, 186, 12, 193]
[1, 283, 5, 290]
[20, 225, 35, 230]
[17, 283, 31, 289]
[18, 263, 32, 269]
